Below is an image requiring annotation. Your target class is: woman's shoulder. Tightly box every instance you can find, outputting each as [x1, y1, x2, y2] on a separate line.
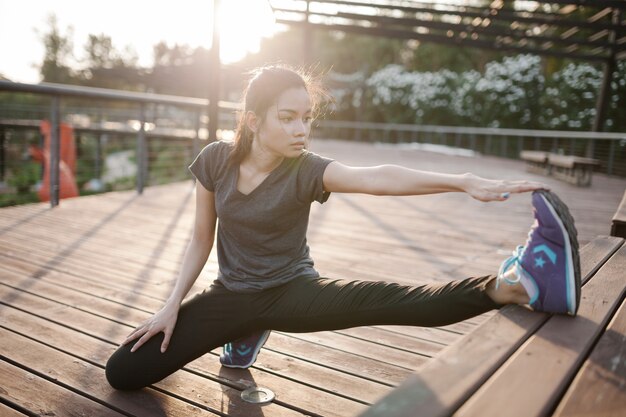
[199, 140, 234, 161]
[298, 149, 334, 165]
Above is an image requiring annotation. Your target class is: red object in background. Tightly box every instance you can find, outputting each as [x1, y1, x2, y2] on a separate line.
[30, 121, 79, 202]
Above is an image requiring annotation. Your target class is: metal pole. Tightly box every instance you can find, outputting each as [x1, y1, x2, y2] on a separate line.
[136, 103, 146, 194]
[50, 96, 61, 207]
[608, 139, 615, 176]
[592, 8, 619, 133]
[96, 134, 103, 180]
[208, 0, 221, 143]
[304, 0, 312, 64]
[0, 126, 5, 182]
[193, 109, 201, 156]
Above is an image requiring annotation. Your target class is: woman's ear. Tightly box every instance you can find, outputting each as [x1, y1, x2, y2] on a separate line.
[245, 111, 259, 134]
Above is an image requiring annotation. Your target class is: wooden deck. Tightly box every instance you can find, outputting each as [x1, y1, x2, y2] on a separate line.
[1, 139, 625, 416]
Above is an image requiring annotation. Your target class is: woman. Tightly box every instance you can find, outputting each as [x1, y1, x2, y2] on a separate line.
[106, 66, 580, 390]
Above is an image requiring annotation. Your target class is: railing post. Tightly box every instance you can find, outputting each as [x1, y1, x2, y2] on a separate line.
[50, 96, 61, 207]
[608, 139, 615, 175]
[501, 135, 507, 157]
[0, 126, 5, 182]
[136, 103, 146, 194]
[208, 0, 221, 143]
[96, 134, 103, 180]
[193, 109, 201, 155]
[586, 139, 595, 158]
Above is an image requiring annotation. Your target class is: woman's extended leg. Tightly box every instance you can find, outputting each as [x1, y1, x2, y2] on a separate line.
[252, 275, 505, 334]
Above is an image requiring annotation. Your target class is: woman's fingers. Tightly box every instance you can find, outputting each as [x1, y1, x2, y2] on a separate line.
[161, 327, 173, 353]
[131, 330, 156, 353]
[122, 326, 146, 346]
[509, 180, 549, 193]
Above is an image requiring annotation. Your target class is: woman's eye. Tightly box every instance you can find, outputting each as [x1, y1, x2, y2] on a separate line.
[280, 117, 293, 122]
[304, 117, 312, 123]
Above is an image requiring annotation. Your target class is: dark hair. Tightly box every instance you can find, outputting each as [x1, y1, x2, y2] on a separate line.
[229, 65, 327, 165]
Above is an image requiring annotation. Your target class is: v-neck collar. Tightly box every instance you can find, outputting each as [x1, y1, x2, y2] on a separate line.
[234, 157, 289, 197]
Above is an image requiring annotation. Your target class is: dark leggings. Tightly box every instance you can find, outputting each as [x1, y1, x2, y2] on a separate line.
[106, 275, 499, 390]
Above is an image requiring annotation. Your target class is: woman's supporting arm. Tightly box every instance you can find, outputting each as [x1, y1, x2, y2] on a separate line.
[323, 161, 547, 202]
[122, 180, 217, 352]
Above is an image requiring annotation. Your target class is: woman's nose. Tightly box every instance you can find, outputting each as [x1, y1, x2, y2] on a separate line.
[293, 120, 307, 136]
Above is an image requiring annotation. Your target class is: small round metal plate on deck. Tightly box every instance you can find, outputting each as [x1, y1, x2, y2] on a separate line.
[241, 387, 275, 404]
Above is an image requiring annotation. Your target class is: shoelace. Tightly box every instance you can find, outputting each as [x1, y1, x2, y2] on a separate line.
[496, 245, 526, 290]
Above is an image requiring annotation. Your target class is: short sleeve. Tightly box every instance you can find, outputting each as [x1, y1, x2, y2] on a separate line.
[189, 141, 225, 191]
[297, 151, 334, 204]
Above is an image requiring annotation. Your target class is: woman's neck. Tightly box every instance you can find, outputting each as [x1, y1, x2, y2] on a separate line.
[244, 141, 284, 174]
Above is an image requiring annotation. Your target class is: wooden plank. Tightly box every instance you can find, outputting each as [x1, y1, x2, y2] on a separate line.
[611, 190, 626, 238]
[360, 236, 624, 417]
[454, 244, 626, 417]
[0, 330, 221, 417]
[0, 360, 126, 417]
[553, 298, 626, 417]
[0, 402, 29, 417]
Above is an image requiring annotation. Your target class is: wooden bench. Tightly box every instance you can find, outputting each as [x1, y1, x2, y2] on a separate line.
[611, 191, 626, 238]
[548, 154, 600, 187]
[362, 235, 626, 417]
[520, 151, 549, 175]
[520, 151, 600, 187]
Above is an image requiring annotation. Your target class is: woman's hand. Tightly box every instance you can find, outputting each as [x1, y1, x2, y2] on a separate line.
[463, 173, 548, 202]
[122, 302, 180, 353]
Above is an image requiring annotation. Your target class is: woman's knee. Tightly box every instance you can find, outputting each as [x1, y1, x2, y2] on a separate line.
[105, 346, 148, 391]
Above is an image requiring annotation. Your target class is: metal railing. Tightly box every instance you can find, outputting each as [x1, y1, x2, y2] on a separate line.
[0, 80, 238, 207]
[316, 120, 626, 176]
[2, 81, 625, 208]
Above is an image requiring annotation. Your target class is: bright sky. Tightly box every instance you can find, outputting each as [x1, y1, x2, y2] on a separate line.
[0, 0, 277, 83]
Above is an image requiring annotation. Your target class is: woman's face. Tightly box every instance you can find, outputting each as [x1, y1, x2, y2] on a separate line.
[252, 87, 312, 159]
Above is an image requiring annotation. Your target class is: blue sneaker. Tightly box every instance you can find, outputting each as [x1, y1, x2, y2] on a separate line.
[220, 330, 271, 369]
[497, 190, 580, 315]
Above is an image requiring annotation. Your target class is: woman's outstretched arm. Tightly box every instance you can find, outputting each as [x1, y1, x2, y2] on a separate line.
[122, 180, 217, 353]
[323, 161, 547, 202]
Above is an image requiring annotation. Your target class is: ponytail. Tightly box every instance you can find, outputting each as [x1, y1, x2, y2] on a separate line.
[229, 115, 253, 167]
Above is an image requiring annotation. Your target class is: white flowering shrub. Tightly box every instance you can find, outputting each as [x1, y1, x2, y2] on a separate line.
[472, 55, 545, 128]
[366, 64, 459, 124]
[331, 54, 625, 132]
[540, 62, 602, 130]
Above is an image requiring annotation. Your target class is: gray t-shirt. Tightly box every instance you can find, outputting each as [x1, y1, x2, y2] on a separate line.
[189, 140, 334, 293]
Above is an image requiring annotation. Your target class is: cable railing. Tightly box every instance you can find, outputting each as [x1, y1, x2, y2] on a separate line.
[0, 80, 238, 207]
[1, 80, 625, 208]
[315, 120, 626, 177]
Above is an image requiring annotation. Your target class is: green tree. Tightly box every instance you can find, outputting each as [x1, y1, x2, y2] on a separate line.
[37, 14, 75, 83]
[80, 34, 141, 90]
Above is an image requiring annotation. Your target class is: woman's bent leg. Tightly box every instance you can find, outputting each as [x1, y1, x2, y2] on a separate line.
[105, 285, 253, 390]
[255, 275, 501, 333]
